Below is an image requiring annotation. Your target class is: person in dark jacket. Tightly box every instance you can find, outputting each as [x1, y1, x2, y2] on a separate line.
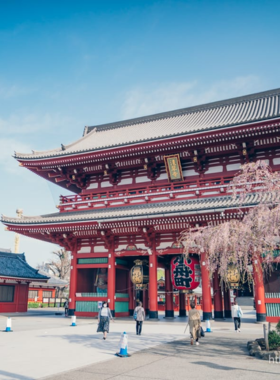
[97, 301, 113, 339]
[134, 301, 145, 335]
[64, 300, 69, 317]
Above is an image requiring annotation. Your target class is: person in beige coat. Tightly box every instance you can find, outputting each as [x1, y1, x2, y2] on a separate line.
[188, 302, 201, 345]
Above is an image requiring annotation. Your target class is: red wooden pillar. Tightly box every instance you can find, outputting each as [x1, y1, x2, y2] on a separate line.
[165, 264, 174, 317]
[149, 249, 158, 319]
[252, 256, 266, 322]
[143, 288, 149, 314]
[68, 246, 77, 316]
[108, 251, 116, 316]
[38, 289, 43, 303]
[128, 272, 134, 316]
[15, 282, 20, 312]
[200, 251, 212, 320]
[223, 285, 231, 318]
[213, 270, 223, 319]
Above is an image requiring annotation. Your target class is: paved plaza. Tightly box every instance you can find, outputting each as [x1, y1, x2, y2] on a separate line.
[0, 309, 279, 380]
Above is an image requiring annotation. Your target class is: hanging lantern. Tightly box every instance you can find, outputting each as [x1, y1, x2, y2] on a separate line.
[171, 255, 201, 291]
[130, 260, 149, 290]
[226, 264, 240, 289]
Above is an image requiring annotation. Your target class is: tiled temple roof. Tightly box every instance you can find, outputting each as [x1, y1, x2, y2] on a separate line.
[0, 251, 49, 281]
[2, 193, 276, 225]
[14, 88, 280, 160]
[30, 269, 68, 288]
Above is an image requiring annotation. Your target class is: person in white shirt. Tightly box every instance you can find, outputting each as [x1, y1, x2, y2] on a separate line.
[97, 302, 113, 339]
[231, 301, 243, 332]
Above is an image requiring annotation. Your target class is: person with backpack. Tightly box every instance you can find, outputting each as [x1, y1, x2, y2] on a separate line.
[134, 301, 145, 335]
[231, 301, 243, 332]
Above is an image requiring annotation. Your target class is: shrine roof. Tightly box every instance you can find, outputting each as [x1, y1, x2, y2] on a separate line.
[1, 193, 274, 226]
[14, 88, 280, 160]
[0, 251, 49, 282]
[30, 269, 68, 288]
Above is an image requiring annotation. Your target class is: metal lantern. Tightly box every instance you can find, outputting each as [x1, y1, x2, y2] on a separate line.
[171, 255, 201, 291]
[226, 264, 241, 289]
[130, 260, 149, 290]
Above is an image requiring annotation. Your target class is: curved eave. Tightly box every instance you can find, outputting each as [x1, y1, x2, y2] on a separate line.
[14, 116, 280, 163]
[0, 275, 49, 282]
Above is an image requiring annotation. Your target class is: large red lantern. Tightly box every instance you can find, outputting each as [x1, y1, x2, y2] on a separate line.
[171, 255, 201, 291]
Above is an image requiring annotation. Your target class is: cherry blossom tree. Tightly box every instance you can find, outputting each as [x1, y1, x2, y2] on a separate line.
[180, 160, 280, 287]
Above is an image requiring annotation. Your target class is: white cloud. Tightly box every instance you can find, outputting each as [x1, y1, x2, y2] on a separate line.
[0, 138, 31, 173]
[121, 75, 263, 119]
[0, 83, 36, 99]
[0, 112, 76, 135]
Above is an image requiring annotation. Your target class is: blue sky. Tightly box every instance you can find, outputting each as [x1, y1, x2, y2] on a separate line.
[1, 0, 280, 266]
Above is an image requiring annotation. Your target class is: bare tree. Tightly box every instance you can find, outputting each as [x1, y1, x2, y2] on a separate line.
[49, 248, 71, 281]
[48, 249, 71, 297]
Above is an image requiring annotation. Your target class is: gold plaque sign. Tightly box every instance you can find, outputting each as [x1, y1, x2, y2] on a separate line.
[164, 154, 184, 182]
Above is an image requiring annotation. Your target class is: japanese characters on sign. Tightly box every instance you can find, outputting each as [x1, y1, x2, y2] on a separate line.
[164, 154, 184, 182]
[170, 255, 201, 291]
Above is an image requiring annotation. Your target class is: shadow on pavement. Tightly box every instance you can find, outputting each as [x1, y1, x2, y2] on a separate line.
[0, 369, 34, 380]
[191, 361, 280, 376]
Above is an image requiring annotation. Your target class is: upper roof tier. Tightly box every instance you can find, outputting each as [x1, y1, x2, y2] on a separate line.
[14, 88, 280, 160]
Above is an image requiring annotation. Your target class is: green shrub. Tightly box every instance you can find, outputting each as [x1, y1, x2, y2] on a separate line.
[268, 331, 280, 350]
[42, 303, 56, 307]
[28, 302, 39, 308]
[276, 320, 280, 334]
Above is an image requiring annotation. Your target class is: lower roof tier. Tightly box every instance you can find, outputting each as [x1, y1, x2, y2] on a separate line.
[2, 193, 275, 228]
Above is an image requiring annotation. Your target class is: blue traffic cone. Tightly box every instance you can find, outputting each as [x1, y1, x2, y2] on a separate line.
[5, 317, 12, 332]
[116, 332, 130, 357]
[71, 316, 76, 326]
[205, 319, 212, 332]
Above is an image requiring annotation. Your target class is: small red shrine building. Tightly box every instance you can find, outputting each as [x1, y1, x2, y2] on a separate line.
[2, 88, 280, 322]
[0, 251, 48, 313]
[28, 270, 68, 303]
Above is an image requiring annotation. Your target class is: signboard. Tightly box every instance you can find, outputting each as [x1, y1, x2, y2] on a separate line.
[164, 154, 184, 182]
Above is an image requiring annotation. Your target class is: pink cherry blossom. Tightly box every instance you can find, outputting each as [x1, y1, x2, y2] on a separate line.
[180, 160, 280, 288]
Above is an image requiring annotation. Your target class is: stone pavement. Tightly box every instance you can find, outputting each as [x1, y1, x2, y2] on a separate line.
[44, 334, 280, 380]
[0, 309, 279, 379]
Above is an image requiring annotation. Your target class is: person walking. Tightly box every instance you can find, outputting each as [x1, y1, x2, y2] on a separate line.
[232, 301, 243, 332]
[134, 301, 145, 335]
[64, 299, 69, 317]
[97, 301, 113, 339]
[188, 301, 201, 346]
